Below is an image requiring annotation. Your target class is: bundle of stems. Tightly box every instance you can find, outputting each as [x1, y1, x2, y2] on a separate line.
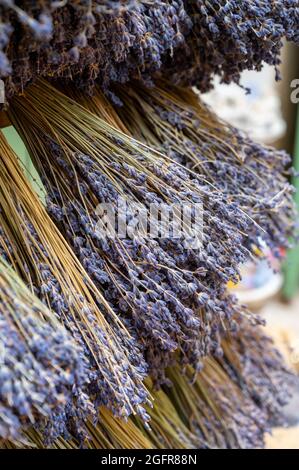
[72, 80, 296, 292]
[0, 131, 150, 443]
[114, 80, 296, 258]
[1, 321, 289, 450]
[107, 81, 294, 436]
[10, 80, 256, 385]
[0, 257, 87, 442]
[1, 2, 298, 101]
[7, 80, 294, 449]
[0, 407, 155, 450]
[139, 320, 291, 450]
[57, 82, 295, 446]
[165, 332, 290, 450]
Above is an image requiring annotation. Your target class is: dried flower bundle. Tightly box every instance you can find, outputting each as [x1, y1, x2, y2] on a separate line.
[0, 0, 296, 452]
[0, 319, 291, 449]
[0, 257, 88, 442]
[163, 0, 299, 90]
[0, 1, 298, 102]
[134, 321, 291, 450]
[0, 0, 191, 102]
[163, 321, 292, 449]
[9, 80, 256, 385]
[0, 131, 150, 443]
[5, 77, 295, 449]
[0, 407, 155, 450]
[113, 80, 296, 257]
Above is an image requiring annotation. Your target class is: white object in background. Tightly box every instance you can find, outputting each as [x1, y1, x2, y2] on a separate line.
[202, 66, 286, 144]
[235, 272, 283, 308]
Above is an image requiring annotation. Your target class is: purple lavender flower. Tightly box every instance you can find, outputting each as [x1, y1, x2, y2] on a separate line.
[0, 258, 88, 442]
[1, 1, 298, 101]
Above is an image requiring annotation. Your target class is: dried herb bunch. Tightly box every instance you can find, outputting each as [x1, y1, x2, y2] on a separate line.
[162, 320, 292, 449]
[163, 0, 299, 90]
[0, 257, 88, 442]
[0, 0, 191, 101]
[136, 321, 291, 450]
[0, 131, 150, 443]
[9, 80, 256, 385]
[0, 321, 291, 449]
[72, 82, 297, 447]
[113, 80, 296, 257]
[0, 406, 155, 450]
[0, 1, 298, 102]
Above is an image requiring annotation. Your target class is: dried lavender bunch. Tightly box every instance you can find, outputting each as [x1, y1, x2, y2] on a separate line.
[0, 258, 88, 442]
[220, 319, 292, 428]
[64, 81, 296, 401]
[164, 362, 266, 449]
[163, 0, 299, 91]
[0, 131, 150, 441]
[136, 320, 292, 449]
[9, 80, 258, 384]
[115, 80, 296, 259]
[0, 406, 156, 449]
[164, 318, 293, 450]
[1, 1, 298, 102]
[0, 0, 190, 101]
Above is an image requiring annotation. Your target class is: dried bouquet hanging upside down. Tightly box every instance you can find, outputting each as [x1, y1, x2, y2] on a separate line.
[0, 1, 298, 101]
[113, 80, 296, 257]
[0, 130, 151, 443]
[5, 80, 295, 449]
[66, 81, 296, 445]
[10, 80, 258, 385]
[0, 257, 88, 442]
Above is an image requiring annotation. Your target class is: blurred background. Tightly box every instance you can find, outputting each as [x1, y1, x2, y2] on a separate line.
[202, 42, 299, 449]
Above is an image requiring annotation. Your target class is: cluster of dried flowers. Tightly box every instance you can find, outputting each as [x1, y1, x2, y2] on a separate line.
[0, 130, 150, 443]
[0, 1, 298, 102]
[115, 81, 296, 257]
[3, 78, 294, 449]
[10, 80, 258, 384]
[0, 257, 87, 442]
[0, 1, 297, 448]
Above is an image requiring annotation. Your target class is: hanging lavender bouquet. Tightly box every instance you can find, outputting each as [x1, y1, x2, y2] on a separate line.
[0, 257, 88, 442]
[0, 1, 298, 102]
[114, 80, 296, 257]
[0, 130, 150, 443]
[10, 80, 264, 385]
